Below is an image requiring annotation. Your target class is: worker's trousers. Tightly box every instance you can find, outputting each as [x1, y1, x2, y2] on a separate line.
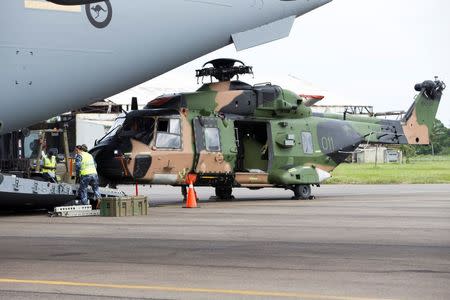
[78, 174, 101, 205]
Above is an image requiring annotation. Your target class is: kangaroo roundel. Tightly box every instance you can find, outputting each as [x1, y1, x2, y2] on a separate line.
[86, 1, 112, 29]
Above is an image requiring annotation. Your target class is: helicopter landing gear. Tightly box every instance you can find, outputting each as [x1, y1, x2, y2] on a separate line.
[214, 185, 234, 201]
[292, 184, 313, 200]
[181, 185, 188, 202]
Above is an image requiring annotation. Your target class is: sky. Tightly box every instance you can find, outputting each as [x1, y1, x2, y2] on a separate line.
[111, 0, 450, 126]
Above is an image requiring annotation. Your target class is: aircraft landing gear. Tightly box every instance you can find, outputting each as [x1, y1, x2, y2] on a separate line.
[292, 184, 312, 200]
[214, 186, 234, 201]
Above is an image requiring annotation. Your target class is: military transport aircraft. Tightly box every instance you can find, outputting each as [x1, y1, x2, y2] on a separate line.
[0, 0, 332, 135]
[91, 59, 445, 199]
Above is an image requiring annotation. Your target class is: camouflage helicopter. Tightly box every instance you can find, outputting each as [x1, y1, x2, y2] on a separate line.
[91, 59, 445, 200]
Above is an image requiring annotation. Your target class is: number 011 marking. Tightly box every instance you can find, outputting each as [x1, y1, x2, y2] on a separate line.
[321, 136, 335, 151]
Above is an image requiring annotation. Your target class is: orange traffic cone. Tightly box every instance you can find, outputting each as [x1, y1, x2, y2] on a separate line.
[184, 181, 198, 208]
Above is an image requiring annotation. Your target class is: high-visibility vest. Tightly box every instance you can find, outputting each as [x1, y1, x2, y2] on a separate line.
[80, 152, 97, 176]
[42, 156, 56, 174]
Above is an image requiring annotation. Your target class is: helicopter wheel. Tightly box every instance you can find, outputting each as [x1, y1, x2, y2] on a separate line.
[293, 184, 311, 200]
[215, 186, 234, 201]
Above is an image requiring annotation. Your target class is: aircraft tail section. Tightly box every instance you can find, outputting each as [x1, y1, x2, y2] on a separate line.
[401, 79, 445, 145]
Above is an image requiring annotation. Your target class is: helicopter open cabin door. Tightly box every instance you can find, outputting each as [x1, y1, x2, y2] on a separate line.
[193, 116, 236, 176]
[233, 120, 271, 187]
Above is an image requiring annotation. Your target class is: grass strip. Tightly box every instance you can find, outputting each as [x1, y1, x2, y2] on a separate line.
[327, 157, 450, 184]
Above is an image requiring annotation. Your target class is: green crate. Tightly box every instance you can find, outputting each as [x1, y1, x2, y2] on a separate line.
[100, 197, 118, 217]
[132, 196, 148, 216]
[100, 197, 133, 217]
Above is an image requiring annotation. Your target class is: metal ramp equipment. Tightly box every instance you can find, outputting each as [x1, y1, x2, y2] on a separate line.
[0, 174, 126, 209]
[0, 174, 75, 208]
[51, 205, 100, 217]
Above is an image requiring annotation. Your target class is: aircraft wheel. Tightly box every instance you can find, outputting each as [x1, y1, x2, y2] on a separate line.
[215, 186, 234, 201]
[293, 184, 311, 200]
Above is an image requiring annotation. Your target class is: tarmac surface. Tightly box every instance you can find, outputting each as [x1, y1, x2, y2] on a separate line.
[0, 184, 449, 300]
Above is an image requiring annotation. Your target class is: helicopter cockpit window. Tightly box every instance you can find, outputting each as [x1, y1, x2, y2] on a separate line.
[204, 127, 221, 152]
[120, 117, 155, 145]
[134, 117, 155, 145]
[301, 132, 313, 154]
[98, 115, 126, 143]
[155, 118, 181, 149]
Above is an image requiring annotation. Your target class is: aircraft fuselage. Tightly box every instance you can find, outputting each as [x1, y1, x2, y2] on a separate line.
[0, 0, 332, 134]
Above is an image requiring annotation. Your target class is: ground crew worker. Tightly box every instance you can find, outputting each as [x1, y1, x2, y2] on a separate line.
[75, 145, 101, 205]
[41, 149, 57, 182]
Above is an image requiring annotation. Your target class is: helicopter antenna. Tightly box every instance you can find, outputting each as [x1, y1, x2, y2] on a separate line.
[196, 58, 253, 82]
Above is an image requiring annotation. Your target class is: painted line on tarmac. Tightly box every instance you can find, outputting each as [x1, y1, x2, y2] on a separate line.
[0, 278, 395, 300]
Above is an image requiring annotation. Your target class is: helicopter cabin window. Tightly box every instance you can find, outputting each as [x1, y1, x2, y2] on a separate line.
[301, 132, 313, 154]
[204, 127, 221, 152]
[155, 118, 181, 149]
